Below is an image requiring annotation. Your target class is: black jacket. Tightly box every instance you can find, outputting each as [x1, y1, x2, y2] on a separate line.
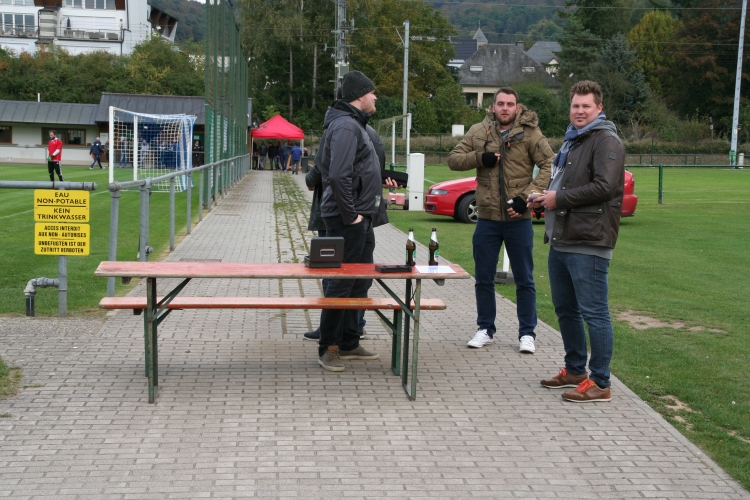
[308, 122, 388, 231]
[545, 128, 625, 249]
[318, 100, 381, 224]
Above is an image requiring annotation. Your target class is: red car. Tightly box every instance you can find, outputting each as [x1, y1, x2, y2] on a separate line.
[424, 170, 638, 223]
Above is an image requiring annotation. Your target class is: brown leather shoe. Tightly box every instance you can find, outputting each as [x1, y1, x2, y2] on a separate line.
[562, 379, 611, 403]
[540, 368, 588, 388]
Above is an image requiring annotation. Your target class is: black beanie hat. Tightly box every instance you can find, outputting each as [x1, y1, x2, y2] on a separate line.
[342, 71, 376, 103]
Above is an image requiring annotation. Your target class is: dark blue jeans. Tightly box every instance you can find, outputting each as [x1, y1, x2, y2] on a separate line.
[90, 154, 102, 168]
[318, 215, 375, 355]
[281, 154, 288, 171]
[473, 218, 536, 339]
[548, 247, 614, 388]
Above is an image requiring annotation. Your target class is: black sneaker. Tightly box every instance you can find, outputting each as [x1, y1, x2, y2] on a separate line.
[303, 329, 320, 341]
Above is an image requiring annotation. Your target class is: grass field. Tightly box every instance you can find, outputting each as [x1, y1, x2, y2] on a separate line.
[0, 164, 202, 316]
[387, 165, 750, 490]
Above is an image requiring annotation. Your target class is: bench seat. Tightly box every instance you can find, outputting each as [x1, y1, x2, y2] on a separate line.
[99, 296, 446, 311]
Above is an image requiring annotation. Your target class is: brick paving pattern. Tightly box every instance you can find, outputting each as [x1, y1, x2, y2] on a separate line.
[0, 170, 747, 499]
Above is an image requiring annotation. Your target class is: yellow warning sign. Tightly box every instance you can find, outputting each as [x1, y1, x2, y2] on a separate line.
[34, 223, 90, 256]
[34, 189, 89, 222]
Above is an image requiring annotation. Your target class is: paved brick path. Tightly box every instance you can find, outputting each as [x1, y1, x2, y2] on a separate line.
[0, 170, 747, 499]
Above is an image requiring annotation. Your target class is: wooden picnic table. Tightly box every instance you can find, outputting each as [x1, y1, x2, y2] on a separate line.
[95, 261, 470, 403]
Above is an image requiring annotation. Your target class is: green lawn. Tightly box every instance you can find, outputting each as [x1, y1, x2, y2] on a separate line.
[0, 164, 202, 316]
[387, 165, 750, 490]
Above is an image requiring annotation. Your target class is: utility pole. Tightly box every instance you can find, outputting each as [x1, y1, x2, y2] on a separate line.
[402, 20, 409, 140]
[730, 0, 747, 166]
[312, 44, 317, 110]
[333, 0, 349, 98]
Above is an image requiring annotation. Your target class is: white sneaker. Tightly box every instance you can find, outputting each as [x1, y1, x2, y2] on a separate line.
[467, 329, 493, 348]
[519, 335, 536, 354]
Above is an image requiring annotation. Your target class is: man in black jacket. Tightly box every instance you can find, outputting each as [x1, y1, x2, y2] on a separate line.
[316, 70, 394, 372]
[531, 80, 625, 403]
[304, 102, 391, 342]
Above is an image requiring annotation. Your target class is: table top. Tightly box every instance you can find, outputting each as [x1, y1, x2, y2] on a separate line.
[95, 261, 470, 280]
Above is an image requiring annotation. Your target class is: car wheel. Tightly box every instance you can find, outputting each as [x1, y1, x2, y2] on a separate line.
[456, 195, 477, 224]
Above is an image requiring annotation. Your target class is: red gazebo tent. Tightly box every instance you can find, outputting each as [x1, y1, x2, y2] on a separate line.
[251, 114, 304, 139]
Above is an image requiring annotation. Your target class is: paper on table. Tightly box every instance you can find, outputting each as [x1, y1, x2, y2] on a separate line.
[414, 265, 456, 274]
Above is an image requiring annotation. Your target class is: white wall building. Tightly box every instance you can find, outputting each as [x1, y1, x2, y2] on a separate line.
[0, 0, 178, 56]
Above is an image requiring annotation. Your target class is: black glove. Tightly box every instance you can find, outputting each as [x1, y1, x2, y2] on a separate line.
[481, 152, 498, 168]
[508, 196, 528, 215]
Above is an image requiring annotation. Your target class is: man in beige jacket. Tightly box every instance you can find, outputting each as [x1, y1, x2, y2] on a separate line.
[448, 87, 553, 353]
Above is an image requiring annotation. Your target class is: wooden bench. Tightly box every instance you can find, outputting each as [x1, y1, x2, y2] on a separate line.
[99, 296, 447, 312]
[95, 261, 469, 402]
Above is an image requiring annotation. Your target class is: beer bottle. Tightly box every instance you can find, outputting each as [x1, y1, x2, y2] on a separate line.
[428, 228, 439, 266]
[406, 228, 416, 266]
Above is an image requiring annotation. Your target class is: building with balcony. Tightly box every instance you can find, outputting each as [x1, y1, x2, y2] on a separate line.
[0, 0, 178, 56]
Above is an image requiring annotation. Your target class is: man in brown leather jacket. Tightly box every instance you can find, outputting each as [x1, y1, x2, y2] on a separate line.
[448, 87, 553, 354]
[531, 80, 625, 402]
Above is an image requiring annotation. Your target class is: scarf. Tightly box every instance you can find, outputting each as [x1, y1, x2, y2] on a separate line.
[551, 113, 608, 180]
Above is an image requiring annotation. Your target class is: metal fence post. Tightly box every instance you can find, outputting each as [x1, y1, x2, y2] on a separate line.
[658, 164, 664, 204]
[58, 256, 67, 317]
[107, 188, 121, 297]
[186, 172, 192, 235]
[169, 177, 175, 250]
[213, 164, 219, 205]
[139, 183, 151, 262]
[198, 168, 204, 221]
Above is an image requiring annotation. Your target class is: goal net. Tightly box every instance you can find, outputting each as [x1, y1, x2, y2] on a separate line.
[109, 107, 197, 192]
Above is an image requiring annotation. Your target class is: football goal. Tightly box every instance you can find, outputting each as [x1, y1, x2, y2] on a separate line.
[108, 107, 197, 192]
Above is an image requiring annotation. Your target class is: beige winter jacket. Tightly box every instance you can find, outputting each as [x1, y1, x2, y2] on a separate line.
[447, 106, 554, 221]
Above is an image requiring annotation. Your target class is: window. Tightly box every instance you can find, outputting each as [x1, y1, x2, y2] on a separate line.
[0, 12, 34, 35]
[66, 129, 85, 145]
[0, 126, 11, 144]
[41, 128, 86, 146]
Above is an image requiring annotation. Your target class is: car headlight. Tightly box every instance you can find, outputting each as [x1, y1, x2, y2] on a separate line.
[430, 189, 448, 195]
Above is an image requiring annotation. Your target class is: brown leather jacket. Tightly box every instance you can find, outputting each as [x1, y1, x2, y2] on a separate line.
[545, 128, 625, 249]
[448, 107, 554, 221]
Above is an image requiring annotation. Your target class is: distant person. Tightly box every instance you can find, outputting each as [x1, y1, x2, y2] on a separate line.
[534, 80, 625, 403]
[280, 141, 291, 171]
[448, 86, 553, 354]
[289, 142, 302, 174]
[267, 142, 278, 170]
[140, 137, 150, 166]
[257, 141, 268, 170]
[118, 136, 128, 167]
[193, 140, 203, 167]
[89, 136, 103, 169]
[46, 130, 63, 181]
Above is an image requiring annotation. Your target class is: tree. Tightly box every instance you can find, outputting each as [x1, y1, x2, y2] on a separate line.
[556, 17, 602, 83]
[593, 34, 651, 125]
[514, 83, 569, 137]
[523, 19, 565, 50]
[627, 10, 679, 93]
[126, 35, 203, 96]
[664, 0, 750, 123]
[561, 0, 634, 41]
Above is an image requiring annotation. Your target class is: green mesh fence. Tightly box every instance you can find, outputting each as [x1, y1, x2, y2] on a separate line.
[205, 0, 248, 165]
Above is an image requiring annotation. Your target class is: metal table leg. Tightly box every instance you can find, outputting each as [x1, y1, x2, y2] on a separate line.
[403, 279, 421, 400]
[145, 277, 157, 403]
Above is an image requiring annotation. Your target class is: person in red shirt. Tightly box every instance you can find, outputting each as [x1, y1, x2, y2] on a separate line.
[47, 130, 64, 181]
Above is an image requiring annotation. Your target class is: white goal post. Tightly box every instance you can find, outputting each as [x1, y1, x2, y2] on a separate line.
[108, 106, 197, 192]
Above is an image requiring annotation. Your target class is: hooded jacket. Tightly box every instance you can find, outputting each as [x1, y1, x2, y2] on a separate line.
[447, 106, 554, 221]
[318, 100, 381, 224]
